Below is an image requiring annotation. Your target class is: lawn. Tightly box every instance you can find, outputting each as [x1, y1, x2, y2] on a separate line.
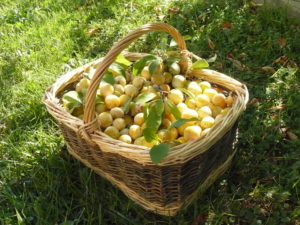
[0, 0, 300, 224]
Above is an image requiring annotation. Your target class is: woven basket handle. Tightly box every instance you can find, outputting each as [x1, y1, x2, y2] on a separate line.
[83, 23, 187, 126]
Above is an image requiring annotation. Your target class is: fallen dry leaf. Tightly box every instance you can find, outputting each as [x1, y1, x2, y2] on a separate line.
[260, 66, 276, 74]
[273, 55, 298, 68]
[277, 37, 287, 49]
[221, 21, 232, 30]
[207, 38, 215, 49]
[286, 131, 298, 141]
[228, 58, 250, 71]
[272, 104, 286, 110]
[168, 6, 180, 14]
[207, 54, 217, 63]
[87, 28, 100, 35]
[191, 214, 208, 225]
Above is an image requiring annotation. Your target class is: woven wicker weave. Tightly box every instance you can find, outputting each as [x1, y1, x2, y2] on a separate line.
[44, 23, 249, 216]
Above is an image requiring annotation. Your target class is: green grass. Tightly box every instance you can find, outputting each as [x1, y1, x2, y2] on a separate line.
[1, 0, 300, 224]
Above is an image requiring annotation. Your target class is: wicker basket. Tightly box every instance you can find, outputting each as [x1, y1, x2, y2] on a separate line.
[44, 23, 249, 216]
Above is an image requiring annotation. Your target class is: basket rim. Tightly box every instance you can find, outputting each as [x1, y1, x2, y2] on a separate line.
[44, 51, 249, 166]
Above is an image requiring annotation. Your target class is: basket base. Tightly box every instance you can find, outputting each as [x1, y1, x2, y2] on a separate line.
[66, 144, 236, 216]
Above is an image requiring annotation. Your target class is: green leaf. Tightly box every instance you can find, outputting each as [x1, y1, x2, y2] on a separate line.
[133, 55, 157, 76]
[178, 88, 196, 99]
[149, 59, 160, 76]
[191, 59, 209, 69]
[108, 63, 125, 76]
[95, 95, 104, 104]
[62, 91, 82, 113]
[169, 118, 199, 129]
[150, 143, 169, 164]
[166, 99, 181, 120]
[134, 92, 157, 105]
[123, 97, 132, 114]
[143, 103, 149, 121]
[143, 128, 157, 142]
[115, 54, 132, 67]
[102, 73, 115, 85]
[166, 57, 181, 67]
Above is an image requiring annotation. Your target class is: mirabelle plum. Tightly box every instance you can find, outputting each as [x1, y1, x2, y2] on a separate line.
[212, 93, 227, 108]
[140, 123, 147, 131]
[76, 77, 90, 93]
[198, 81, 211, 91]
[187, 81, 202, 95]
[225, 95, 234, 107]
[98, 112, 113, 128]
[143, 139, 160, 148]
[134, 113, 144, 125]
[110, 107, 124, 118]
[120, 128, 129, 135]
[132, 76, 145, 89]
[162, 118, 172, 128]
[203, 88, 218, 100]
[124, 115, 132, 126]
[113, 84, 124, 96]
[100, 83, 114, 97]
[168, 89, 184, 104]
[115, 75, 126, 86]
[184, 125, 202, 141]
[177, 136, 187, 144]
[197, 106, 212, 119]
[221, 107, 230, 115]
[196, 94, 210, 107]
[95, 103, 107, 114]
[119, 94, 130, 106]
[134, 137, 145, 146]
[169, 62, 181, 75]
[177, 121, 195, 135]
[113, 118, 126, 130]
[141, 66, 151, 80]
[165, 127, 178, 141]
[200, 116, 215, 129]
[104, 126, 120, 139]
[210, 105, 222, 118]
[177, 102, 188, 113]
[163, 72, 173, 84]
[158, 129, 168, 141]
[119, 134, 132, 144]
[124, 84, 138, 97]
[172, 75, 186, 88]
[185, 98, 197, 109]
[105, 94, 120, 109]
[129, 124, 142, 140]
[151, 74, 165, 85]
[182, 108, 198, 119]
[201, 128, 211, 136]
[160, 84, 171, 92]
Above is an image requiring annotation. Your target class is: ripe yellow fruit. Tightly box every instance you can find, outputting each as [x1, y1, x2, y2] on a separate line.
[177, 121, 195, 135]
[165, 113, 176, 122]
[95, 103, 107, 114]
[134, 113, 144, 125]
[214, 114, 224, 123]
[132, 76, 145, 89]
[151, 74, 165, 85]
[203, 88, 218, 100]
[124, 115, 133, 126]
[124, 84, 138, 97]
[160, 84, 171, 92]
[182, 108, 198, 119]
[177, 136, 187, 144]
[75, 77, 90, 92]
[172, 75, 186, 88]
[119, 134, 132, 144]
[134, 137, 145, 146]
[187, 81, 202, 95]
[141, 66, 151, 80]
[129, 102, 140, 116]
[104, 126, 120, 139]
[113, 84, 124, 96]
[221, 107, 230, 115]
[210, 105, 222, 118]
[120, 128, 129, 135]
[143, 139, 160, 148]
[158, 129, 168, 141]
[113, 118, 126, 130]
[196, 94, 210, 107]
[201, 128, 211, 136]
[119, 94, 130, 106]
[115, 75, 126, 86]
[168, 89, 184, 104]
[225, 95, 234, 107]
[100, 83, 114, 97]
[165, 127, 178, 141]
[140, 122, 147, 131]
[98, 112, 113, 128]
[177, 102, 188, 113]
[163, 72, 173, 84]
[197, 106, 212, 119]
[184, 125, 202, 141]
[185, 98, 197, 109]
[169, 62, 181, 75]
[212, 93, 226, 108]
[110, 107, 124, 118]
[129, 124, 142, 140]
[125, 71, 133, 83]
[105, 94, 120, 109]
[198, 81, 211, 91]
[162, 118, 172, 128]
[200, 116, 215, 129]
